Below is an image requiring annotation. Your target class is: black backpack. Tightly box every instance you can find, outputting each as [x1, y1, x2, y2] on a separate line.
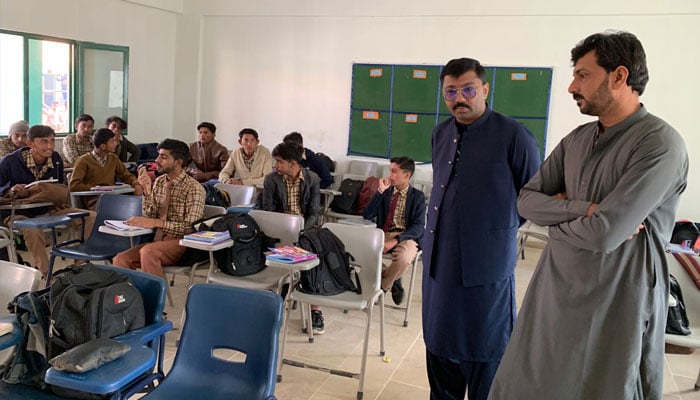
[297, 227, 361, 296]
[330, 178, 364, 214]
[202, 182, 230, 207]
[210, 213, 276, 276]
[2, 287, 52, 388]
[49, 264, 145, 357]
[667, 274, 691, 335]
[316, 152, 335, 173]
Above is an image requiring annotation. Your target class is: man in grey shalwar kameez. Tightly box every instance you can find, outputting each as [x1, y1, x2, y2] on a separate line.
[489, 31, 688, 400]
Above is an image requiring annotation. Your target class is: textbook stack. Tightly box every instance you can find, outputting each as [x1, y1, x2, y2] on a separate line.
[182, 230, 231, 246]
[266, 245, 317, 264]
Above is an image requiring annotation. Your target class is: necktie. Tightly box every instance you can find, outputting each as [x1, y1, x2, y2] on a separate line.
[153, 180, 172, 241]
[383, 191, 399, 232]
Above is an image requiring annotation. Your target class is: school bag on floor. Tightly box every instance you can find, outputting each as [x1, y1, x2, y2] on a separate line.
[297, 227, 361, 296]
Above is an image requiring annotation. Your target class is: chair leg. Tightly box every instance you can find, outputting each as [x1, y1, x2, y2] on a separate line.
[379, 291, 385, 357]
[358, 300, 376, 400]
[403, 255, 419, 327]
[277, 291, 295, 382]
[165, 284, 175, 307]
[695, 366, 700, 390]
[306, 303, 314, 343]
[45, 254, 57, 288]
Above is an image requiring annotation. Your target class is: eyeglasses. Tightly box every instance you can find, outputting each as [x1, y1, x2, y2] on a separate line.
[443, 87, 477, 101]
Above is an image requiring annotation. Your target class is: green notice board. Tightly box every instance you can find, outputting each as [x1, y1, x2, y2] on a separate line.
[349, 63, 552, 162]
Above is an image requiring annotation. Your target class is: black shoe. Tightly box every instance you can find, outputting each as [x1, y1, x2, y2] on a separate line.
[311, 310, 325, 334]
[391, 279, 405, 305]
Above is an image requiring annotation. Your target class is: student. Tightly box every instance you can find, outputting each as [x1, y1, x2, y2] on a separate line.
[105, 116, 140, 163]
[489, 31, 689, 400]
[113, 139, 205, 277]
[282, 131, 333, 189]
[69, 128, 143, 209]
[0, 125, 96, 276]
[362, 156, 425, 305]
[262, 142, 324, 332]
[188, 121, 229, 182]
[0, 120, 29, 158]
[62, 114, 95, 167]
[218, 128, 272, 186]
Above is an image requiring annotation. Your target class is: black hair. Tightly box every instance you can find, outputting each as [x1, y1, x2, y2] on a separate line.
[74, 113, 94, 126]
[390, 156, 415, 178]
[105, 116, 127, 129]
[271, 142, 303, 164]
[197, 121, 217, 134]
[93, 128, 115, 147]
[239, 128, 259, 140]
[571, 31, 649, 95]
[27, 125, 55, 141]
[283, 132, 303, 147]
[157, 138, 191, 164]
[440, 58, 487, 84]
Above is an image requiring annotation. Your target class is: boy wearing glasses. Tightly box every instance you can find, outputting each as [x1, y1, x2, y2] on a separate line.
[421, 58, 540, 400]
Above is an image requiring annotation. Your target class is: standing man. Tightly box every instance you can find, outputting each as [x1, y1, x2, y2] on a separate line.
[69, 128, 143, 209]
[0, 125, 95, 276]
[113, 139, 205, 278]
[219, 128, 272, 186]
[489, 31, 688, 400]
[105, 116, 140, 163]
[62, 114, 95, 167]
[188, 121, 229, 182]
[362, 156, 425, 305]
[262, 142, 325, 332]
[422, 58, 540, 400]
[0, 120, 29, 158]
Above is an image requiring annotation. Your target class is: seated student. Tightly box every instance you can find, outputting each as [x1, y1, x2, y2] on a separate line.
[0, 120, 29, 158]
[188, 121, 229, 182]
[62, 114, 95, 167]
[283, 131, 333, 189]
[0, 125, 95, 276]
[113, 139, 205, 278]
[219, 128, 272, 186]
[105, 116, 140, 163]
[263, 142, 325, 332]
[362, 156, 425, 305]
[69, 128, 144, 209]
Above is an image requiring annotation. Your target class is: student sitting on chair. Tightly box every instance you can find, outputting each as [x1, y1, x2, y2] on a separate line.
[105, 116, 140, 163]
[362, 156, 425, 305]
[218, 128, 272, 186]
[263, 142, 325, 332]
[0, 125, 96, 277]
[188, 121, 229, 183]
[0, 120, 28, 158]
[113, 139, 205, 278]
[282, 131, 333, 189]
[62, 114, 95, 167]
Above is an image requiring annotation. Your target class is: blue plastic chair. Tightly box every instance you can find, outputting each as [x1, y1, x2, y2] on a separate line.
[48, 194, 143, 282]
[0, 264, 171, 400]
[143, 284, 283, 400]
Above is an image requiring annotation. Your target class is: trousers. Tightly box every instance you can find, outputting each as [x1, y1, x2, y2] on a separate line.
[381, 231, 418, 290]
[112, 236, 185, 278]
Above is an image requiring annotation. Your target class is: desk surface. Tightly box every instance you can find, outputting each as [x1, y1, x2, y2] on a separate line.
[99, 225, 154, 237]
[72, 187, 135, 196]
[0, 201, 53, 210]
[178, 238, 234, 251]
[266, 257, 319, 271]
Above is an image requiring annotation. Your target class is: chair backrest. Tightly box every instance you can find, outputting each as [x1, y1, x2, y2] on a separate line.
[92, 264, 166, 325]
[171, 284, 283, 398]
[214, 183, 256, 206]
[87, 194, 143, 248]
[203, 204, 226, 218]
[248, 210, 303, 245]
[349, 160, 379, 177]
[323, 222, 384, 298]
[0, 261, 42, 318]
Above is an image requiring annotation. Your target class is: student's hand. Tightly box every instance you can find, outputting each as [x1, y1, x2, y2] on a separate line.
[383, 238, 398, 253]
[9, 184, 28, 198]
[378, 178, 391, 194]
[132, 184, 144, 196]
[586, 203, 598, 217]
[226, 178, 243, 185]
[137, 167, 152, 195]
[552, 192, 568, 200]
[125, 216, 162, 229]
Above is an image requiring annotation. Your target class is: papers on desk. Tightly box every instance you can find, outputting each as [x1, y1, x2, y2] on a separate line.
[0, 321, 14, 336]
[266, 245, 317, 263]
[182, 230, 231, 245]
[90, 184, 130, 192]
[104, 220, 142, 231]
[25, 178, 58, 188]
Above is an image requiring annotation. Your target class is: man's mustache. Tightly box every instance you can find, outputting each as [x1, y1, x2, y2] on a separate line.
[573, 94, 584, 101]
[452, 103, 470, 111]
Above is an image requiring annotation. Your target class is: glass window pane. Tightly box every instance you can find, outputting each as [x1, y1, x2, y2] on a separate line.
[0, 33, 25, 135]
[83, 48, 124, 127]
[40, 41, 70, 133]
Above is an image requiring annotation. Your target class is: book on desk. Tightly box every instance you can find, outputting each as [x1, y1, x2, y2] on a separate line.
[90, 184, 131, 192]
[266, 245, 317, 263]
[182, 230, 231, 246]
[104, 220, 145, 231]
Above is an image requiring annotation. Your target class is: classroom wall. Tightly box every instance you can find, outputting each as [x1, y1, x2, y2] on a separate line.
[173, 0, 700, 220]
[0, 0, 180, 143]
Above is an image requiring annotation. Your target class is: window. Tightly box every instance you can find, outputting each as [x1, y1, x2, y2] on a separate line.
[0, 29, 128, 136]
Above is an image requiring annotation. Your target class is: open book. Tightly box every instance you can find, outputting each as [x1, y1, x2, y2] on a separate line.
[25, 178, 58, 188]
[90, 184, 130, 192]
[104, 220, 143, 231]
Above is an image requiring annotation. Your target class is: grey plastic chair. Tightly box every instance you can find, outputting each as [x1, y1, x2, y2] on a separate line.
[214, 183, 256, 206]
[0, 261, 42, 366]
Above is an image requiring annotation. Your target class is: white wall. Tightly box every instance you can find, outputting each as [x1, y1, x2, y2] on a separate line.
[173, 0, 700, 219]
[0, 0, 180, 143]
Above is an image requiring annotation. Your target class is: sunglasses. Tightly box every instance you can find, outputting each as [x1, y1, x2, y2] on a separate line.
[443, 87, 477, 101]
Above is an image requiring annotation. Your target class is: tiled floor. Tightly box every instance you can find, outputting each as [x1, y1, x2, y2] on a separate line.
[41, 244, 700, 399]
